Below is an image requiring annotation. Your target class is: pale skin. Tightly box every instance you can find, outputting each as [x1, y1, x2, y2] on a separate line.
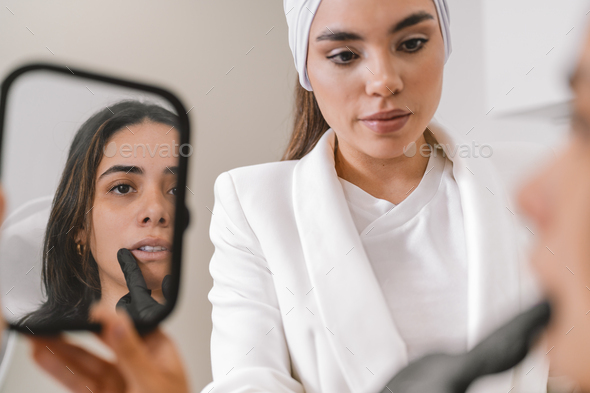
[307, 0, 445, 204]
[517, 25, 590, 391]
[77, 120, 178, 313]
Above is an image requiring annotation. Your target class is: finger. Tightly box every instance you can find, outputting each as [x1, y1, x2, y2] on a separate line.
[116, 293, 141, 322]
[90, 302, 156, 381]
[117, 248, 154, 306]
[142, 327, 170, 353]
[461, 301, 551, 380]
[29, 335, 125, 393]
[116, 292, 131, 310]
[141, 327, 184, 369]
[30, 335, 107, 379]
[162, 275, 173, 301]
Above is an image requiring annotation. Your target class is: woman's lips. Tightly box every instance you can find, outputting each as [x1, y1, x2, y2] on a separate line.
[360, 114, 411, 134]
[130, 248, 171, 262]
[128, 237, 173, 262]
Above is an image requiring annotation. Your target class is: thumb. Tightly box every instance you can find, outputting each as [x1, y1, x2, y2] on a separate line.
[90, 303, 153, 379]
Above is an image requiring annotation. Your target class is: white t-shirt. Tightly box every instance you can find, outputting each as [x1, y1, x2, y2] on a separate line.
[338, 148, 468, 362]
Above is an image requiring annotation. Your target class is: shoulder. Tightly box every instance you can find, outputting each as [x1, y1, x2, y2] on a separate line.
[214, 160, 298, 192]
[213, 160, 299, 212]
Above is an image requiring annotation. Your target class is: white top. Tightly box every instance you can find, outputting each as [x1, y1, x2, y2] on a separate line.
[337, 148, 469, 362]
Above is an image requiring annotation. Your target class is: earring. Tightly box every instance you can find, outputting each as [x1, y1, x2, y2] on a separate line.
[76, 243, 83, 256]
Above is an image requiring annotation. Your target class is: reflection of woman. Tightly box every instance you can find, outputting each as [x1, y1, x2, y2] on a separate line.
[18, 100, 179, 327]
[204, 0, 548, 392]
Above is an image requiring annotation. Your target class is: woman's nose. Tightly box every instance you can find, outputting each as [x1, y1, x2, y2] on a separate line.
[137, 188, 171, 227]
[364, 52, 404, 97]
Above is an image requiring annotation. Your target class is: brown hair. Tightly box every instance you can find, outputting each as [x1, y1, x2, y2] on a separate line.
[281, 78, 331, 161]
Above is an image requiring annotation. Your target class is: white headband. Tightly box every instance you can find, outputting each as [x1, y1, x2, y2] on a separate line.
[284, 0, 453, 91]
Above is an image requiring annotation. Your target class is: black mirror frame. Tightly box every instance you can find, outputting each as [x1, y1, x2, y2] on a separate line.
[0, 62, 191, 335]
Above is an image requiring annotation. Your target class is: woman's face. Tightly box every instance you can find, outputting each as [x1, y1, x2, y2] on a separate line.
[87, 121, 178, 300]
[306, 0, 445, 159]
[518, 35, 590, 388]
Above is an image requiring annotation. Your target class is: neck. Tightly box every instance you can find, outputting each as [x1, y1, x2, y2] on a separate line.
[335, 132, 431, 205]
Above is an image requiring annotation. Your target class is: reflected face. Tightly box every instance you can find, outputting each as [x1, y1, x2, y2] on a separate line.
[306, 0, 445, 159]
[88, 121, 178, 299]
[518, 32, 590, 389]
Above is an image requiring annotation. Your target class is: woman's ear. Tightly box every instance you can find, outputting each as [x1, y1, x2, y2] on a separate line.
[75, 227, 87, 246]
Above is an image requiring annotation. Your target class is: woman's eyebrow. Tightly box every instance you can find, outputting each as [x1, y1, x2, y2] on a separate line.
[98, 165, 143, 180]
[316, 11, 435, 42]
[164, 166, 179, 175]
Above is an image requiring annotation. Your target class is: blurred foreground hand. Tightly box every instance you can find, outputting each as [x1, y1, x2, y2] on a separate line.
[28, 302, 190, 393]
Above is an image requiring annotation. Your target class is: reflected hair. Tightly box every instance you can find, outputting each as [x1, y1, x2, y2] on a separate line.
[18, 100, 180, 327]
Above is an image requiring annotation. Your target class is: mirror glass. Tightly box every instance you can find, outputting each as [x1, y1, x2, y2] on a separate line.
[0, 65, 189, 332]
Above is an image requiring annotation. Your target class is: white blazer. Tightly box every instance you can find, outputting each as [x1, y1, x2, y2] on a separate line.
[203, 117, 550, 393]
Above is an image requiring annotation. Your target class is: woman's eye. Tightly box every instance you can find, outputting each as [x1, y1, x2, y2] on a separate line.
[327, 50, 359, 65]
[169, 187, 177, 196]
[400, 38, 428, 53]
[109, 184, 134, 195]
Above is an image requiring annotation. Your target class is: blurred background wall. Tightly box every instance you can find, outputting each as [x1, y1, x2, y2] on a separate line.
[0, 0, 587, 391]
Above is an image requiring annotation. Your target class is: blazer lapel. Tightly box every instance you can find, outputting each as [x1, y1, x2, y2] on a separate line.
[428, 117, 522, 342]
[292, 129, 408, 393]
[427, 117, 520, 391]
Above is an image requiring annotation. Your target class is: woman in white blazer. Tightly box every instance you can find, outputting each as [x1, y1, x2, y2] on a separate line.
[204, 0, 550, 392]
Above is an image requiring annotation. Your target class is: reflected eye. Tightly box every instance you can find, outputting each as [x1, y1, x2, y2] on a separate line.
[400, 38, 428, 53]
[109, 183, 135, 195]
[327, 50, 359, 65]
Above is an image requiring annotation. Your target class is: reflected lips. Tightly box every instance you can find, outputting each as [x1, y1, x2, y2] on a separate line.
[360, 108, 411, 134]
[129, 237, 172, 262]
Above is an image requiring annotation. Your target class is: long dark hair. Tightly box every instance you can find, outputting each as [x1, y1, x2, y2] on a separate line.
[281, 79, 330, 161]
[18, 100, 180, 327]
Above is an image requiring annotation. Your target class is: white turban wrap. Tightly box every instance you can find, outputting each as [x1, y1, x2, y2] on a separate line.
[284, 0, 452, 91]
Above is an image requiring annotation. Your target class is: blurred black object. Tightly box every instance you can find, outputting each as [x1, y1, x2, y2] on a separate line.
[381, 301, 551, 393]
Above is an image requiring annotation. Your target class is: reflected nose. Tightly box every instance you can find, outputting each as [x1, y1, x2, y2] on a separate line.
[137, 187, 171, 227]
[364, 52, 404, 97]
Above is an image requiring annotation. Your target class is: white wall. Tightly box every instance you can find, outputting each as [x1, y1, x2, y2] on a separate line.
[482, 0, 587, 115]
[0, 0, 582, 392]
